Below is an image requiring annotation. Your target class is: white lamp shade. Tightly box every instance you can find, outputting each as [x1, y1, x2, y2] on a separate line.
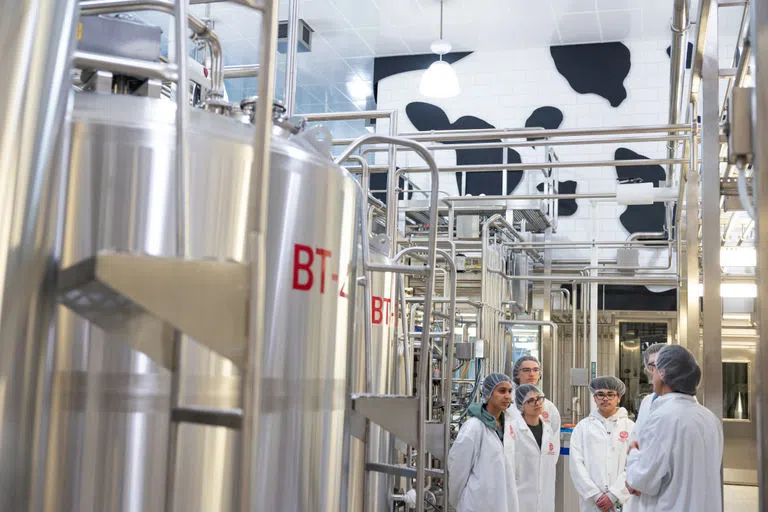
[419, 60, 460, 98]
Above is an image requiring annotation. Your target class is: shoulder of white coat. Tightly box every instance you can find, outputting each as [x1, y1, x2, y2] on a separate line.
[456, 417, 485, 440]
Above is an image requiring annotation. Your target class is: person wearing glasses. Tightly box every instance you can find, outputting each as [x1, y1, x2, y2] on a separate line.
[569, 376, 635, 512]
[632, 343, 667, 428]
[448, 373, 519, 512]
[510, 383, 558, 512]
[512, 356, 561, 439]
[624, 345, 723, 511]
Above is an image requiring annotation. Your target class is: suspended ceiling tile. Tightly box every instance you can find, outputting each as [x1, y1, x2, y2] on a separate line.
[331, 0, 384, 29]
[557, 11, 602, 45]
[320, 29, 375, 58]
[376, 0, 427, 28]
[355, 25, 412, 56]
[299, 0, 351, 32]
[548, 0, 599, 15]
[599, 9, 643, 42]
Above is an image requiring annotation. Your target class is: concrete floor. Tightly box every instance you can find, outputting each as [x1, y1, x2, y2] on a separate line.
[724, 485, 758, 512]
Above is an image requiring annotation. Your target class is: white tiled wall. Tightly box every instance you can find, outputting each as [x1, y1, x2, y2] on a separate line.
[376, 40, 676, 265]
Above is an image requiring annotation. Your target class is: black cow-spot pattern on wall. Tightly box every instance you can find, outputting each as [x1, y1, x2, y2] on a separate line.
[405, 102, 523, 195]
[525, 106, 564, 142]
[369, 170, 412, 205]
[550, 42, 631, 107]
[666, 42, 694, 69]
[614, 147, 669, 235]
[536, 180, 578, 216]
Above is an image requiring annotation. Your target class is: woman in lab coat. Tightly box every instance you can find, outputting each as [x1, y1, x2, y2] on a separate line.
[448, 373, 519, 512]
[569, 376, 635, 512]
[510, 383, 558, 512]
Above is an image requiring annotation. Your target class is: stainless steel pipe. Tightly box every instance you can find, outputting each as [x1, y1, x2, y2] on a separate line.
[73, 50, 179, 81]
[223, 64, 260, 79]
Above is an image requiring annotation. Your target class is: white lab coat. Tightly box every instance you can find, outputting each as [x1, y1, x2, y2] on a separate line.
[629, 393, 654, 443]
[511, 414, 558, 512]
[569, 407, 635, 512]
[625, 393, 723, 512]
[542, 398, 561, 439]
[448, 416, 519, 512]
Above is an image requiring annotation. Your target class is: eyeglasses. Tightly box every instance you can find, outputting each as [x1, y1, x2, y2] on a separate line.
[594, 392, 618, 400]
[520, 367, 541, 374]
[646, 362, 657, 371]
[524, 396, 545, 406]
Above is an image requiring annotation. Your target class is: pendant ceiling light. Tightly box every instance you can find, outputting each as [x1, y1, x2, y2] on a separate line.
[419, 0, 460, 98]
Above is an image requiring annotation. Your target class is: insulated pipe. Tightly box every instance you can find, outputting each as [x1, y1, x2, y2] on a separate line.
[571, 281, 578, 421]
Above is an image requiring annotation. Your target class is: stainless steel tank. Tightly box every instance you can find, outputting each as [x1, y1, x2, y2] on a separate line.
[348, 239, 398, 511]
[46, 91, 360, 511]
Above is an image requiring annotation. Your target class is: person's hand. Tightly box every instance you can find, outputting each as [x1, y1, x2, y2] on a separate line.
[595, 493, 614, 511]
[627, 440, 639, 455]
[625, 481, 641, 496]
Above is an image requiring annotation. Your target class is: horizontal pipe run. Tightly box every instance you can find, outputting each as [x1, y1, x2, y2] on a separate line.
[303, 110, 394, 122]
[223, 64, 260, 78]
[345, 158, 689, 174]
[331, 123, 692, 146]
[360, 135, 690, 154]
[441, 193, 617, 201]
[73, 50, 179, 81]
[366, 263, 430, 275]
[501, 273, 678, 285]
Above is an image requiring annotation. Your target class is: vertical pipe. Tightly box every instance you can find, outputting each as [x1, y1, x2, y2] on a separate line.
[749, 0, 768, 506]
[386, 113, 399, 259]
[686, 114, 700, 354]
[164, 1, 191, 508]
[283, 0, 299, 116]
[700, 3, 723, 420]
[542, 228, 553, 400]
[589, 204, 598, 413]
[0, 0, 79, 509]
[240, 0, 280, 511]
[571, 281, 578, 420]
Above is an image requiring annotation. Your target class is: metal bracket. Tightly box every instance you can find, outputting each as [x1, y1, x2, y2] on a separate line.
[351, 394, 446, 460]
[58, 251, 250, 368]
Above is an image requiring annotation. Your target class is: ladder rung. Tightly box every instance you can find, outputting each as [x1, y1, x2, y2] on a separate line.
[366, 462, 443, 479]
[171, 406, 243, 429]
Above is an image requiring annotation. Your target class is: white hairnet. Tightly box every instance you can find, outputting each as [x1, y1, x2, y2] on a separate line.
[588, 376, 626, 396]
[482, 373, 512, 401]
[512, 355, 541, 384]
[514, 383, 542, 412]
[656, 345, 701, 395]
[643, 342, 667, 365]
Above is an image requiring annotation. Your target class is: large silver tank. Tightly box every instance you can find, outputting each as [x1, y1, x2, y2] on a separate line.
[348, 240, 398, 511]
[46, 92, 360, 511]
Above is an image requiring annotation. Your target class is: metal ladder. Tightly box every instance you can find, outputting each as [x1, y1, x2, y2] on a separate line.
[337, 137, 457, 512]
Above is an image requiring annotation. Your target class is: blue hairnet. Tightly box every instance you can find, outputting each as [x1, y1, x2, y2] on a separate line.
[515, 383, 543, 412]
[482, 373, 512, 401]
[512, 355, 541, 385]
[588, 376, 626, 396]
[656, 345, 701, 395]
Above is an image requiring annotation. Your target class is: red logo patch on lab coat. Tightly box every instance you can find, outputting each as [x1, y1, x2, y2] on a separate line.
[509, 426, 516, 439]
[619, 431, 629, 440]
[548, 442, 555, 455]
[542, 411, 549, 420]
